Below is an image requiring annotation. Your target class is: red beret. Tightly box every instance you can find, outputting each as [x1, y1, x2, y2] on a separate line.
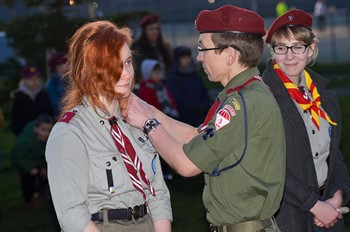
[21, 65, 40, 79]
[140, 14, 160, 28]
[48, 52, 67, 69]
[195, 5, 266, 36]
[265, 9, 313, 43]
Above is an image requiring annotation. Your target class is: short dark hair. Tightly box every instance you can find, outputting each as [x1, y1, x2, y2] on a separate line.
[211, 32, 264, 67]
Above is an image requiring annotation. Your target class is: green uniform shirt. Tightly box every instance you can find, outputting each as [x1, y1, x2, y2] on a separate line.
[183, 67, 286, 225]
[46, 99, 172, 232]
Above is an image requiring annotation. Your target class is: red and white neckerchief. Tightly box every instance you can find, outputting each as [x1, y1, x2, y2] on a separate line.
[109, 116, 155, 202]
[273, 60, 336, 130]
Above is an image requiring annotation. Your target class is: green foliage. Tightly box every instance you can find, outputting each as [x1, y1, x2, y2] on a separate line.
[5, 12, 77, 68]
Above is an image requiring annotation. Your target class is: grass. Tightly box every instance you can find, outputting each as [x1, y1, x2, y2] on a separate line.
[0, 96, 349, 232]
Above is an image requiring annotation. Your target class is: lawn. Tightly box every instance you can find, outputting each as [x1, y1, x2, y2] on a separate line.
[0, 96, 349, 232]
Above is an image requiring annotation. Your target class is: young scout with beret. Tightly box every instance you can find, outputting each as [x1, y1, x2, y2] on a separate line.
[122, 5, 286, 232]
[262, 9, 350, 232]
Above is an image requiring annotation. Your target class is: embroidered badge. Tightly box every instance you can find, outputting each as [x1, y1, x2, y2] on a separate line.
[215, 109, 231, 130]
[228, 98, 241, 111]
[152, 153, 157, 174]
[59, 112, 76, 123]
[223, 105, 236, 116]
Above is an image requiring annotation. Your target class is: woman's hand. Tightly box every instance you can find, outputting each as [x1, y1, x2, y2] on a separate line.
[311, 200, 340, 228]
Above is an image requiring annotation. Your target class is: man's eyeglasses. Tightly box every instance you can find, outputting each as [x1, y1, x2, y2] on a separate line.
[272, 44, 309, 55]
[197, 46, 227, 53]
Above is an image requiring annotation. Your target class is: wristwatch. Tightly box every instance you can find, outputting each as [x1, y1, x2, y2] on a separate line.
[143, 118, 161, 136]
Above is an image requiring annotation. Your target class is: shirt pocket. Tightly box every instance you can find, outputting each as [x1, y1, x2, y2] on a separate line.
[89, 153, 128, 195]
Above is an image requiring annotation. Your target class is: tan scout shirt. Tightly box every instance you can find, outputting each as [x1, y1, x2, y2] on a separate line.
[46, 99, 172, 232]
[183, 67, 286, 225]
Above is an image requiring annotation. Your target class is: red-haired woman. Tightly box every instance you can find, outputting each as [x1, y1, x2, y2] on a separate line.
[46, 21, 172, 232]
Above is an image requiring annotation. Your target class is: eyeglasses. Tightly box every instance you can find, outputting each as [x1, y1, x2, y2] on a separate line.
[197, 46, 227, 53]
[272, 44, 309, 55]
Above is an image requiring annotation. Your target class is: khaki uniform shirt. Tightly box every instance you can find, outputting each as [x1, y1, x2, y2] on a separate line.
[46, 99, 172, 232]
[183, 68, 286, 225]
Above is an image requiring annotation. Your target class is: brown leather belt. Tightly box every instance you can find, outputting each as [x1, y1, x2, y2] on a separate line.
[210, 218, 272, 232]
[91, 204, 147, 221]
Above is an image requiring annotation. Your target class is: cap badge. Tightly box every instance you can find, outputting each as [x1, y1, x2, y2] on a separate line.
[288, 16, 294, 21]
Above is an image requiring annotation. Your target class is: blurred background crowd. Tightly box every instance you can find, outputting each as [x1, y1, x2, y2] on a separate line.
[0, 0, 349, 231]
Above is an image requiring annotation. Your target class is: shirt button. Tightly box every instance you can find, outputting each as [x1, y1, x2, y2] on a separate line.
[205, 208, 209, 213]
[315, 153, 319, 157]
[100, 120, 104, 125]
[106, 161, 111, 166]
[312, 130, 315, 134]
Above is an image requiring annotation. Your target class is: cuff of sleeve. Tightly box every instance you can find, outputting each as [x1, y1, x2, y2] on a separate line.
[298, 191, 319, 212]
[60, 207, 91, 232]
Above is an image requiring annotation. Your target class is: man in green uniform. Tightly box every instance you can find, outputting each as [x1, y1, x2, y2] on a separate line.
[123, 5, 286, 232]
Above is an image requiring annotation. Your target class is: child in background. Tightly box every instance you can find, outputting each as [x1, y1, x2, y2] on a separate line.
[138, 59, 178, 180]
[167, 45, 211, 127]
[11, 114, 54, 207]
[10, 65, 53, 136]
[138, 59, 179, 119]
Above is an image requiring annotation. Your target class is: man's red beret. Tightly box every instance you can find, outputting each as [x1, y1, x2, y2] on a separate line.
[265, 9, 313, 43]
[195, 5, 266, 36]
[140, 14, 160, 28]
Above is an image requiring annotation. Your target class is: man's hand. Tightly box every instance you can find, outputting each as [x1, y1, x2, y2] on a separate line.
[121, 93, 153, 129]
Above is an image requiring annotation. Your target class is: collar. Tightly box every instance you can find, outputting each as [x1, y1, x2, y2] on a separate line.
[218, 67, 260, 101]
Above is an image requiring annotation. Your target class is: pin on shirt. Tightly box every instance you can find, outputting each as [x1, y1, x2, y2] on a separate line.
[299, 86, 308, 100]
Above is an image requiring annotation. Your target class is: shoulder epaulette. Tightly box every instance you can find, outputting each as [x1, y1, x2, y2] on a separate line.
[58, 112, 76, 123]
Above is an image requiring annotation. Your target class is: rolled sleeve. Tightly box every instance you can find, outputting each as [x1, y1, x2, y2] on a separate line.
[46, 124, 91, 232]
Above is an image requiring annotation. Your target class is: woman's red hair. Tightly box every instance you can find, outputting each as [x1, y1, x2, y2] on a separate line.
[60, 20, 133, 117]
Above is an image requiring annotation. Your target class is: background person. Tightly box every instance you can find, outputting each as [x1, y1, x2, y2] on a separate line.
[314, 0, 327, 32]
[11, 114, 53, 208]
[10, 65, 53, 136]
[131, 14, 172, 85]
[45, 20, 172, 232]
[122, 5, 285, 232]
[45, 52, 68, 118]
[167, 45, 211, 127]
[262, 9, 350, 232]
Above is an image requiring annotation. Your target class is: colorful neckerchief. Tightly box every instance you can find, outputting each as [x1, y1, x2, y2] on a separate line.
[273, 60, 336, 130]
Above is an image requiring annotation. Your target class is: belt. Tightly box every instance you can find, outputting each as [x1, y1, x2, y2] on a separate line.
[91, 204, 147, 221]
[210, 218, 272, 232]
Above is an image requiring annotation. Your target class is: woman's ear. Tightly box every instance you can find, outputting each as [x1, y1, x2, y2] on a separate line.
[308, 43, 316, 58]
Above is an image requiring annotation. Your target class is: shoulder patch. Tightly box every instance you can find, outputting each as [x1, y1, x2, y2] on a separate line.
[59, 112, 76, 123]
[215, 109, 231, 130]
[227, 97, 241, 111]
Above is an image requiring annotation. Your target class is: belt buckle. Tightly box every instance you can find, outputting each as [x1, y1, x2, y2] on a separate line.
[209, 224, 220, 232]
[129, 205, 141, 220]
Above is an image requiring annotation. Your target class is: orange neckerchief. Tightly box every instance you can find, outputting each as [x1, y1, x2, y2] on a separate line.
[273, 61, 336, 130]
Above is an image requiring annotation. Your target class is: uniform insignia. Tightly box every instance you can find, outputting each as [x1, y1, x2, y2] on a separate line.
[59, 112, 76, 123]
[228, 98, 241, 111]
[152, 153, 157, 174]
[223, 105, 236, 116]
[215, 109, 230, 130]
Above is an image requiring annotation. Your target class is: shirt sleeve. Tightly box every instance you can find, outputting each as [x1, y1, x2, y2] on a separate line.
[147, 153, 173, 222]
[46, 124, 91, 232]
[183, 95, 246, 174]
